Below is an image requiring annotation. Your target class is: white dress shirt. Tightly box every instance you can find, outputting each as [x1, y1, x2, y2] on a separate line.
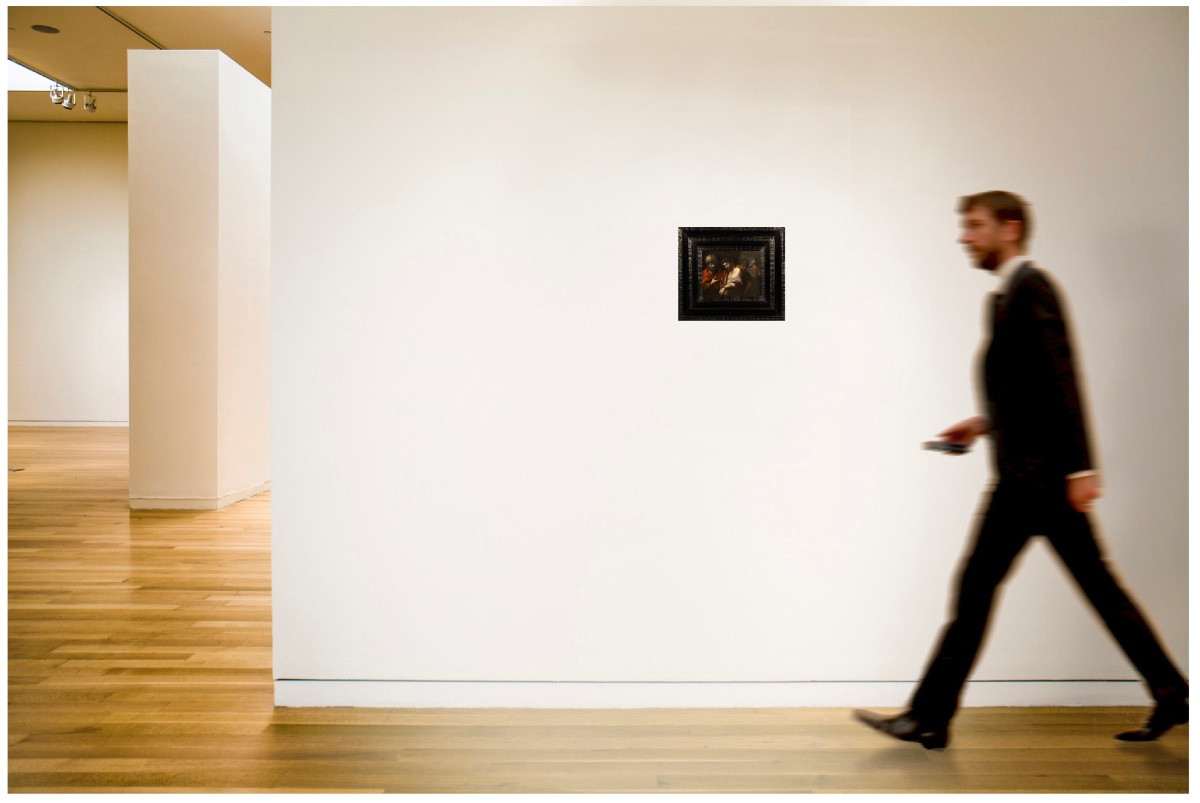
[993, 254, 1027, 294]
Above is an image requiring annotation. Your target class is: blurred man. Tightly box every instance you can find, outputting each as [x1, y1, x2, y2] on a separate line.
[853, 191, 1188, 750]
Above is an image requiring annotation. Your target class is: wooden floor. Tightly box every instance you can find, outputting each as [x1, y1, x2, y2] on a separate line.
[8, 427, 1188, 793]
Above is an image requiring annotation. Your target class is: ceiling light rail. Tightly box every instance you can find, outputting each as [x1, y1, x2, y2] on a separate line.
[95, 6, 167, 50]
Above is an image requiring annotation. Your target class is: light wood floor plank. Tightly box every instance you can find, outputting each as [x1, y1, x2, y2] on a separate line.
[8, 426, 1188, 793]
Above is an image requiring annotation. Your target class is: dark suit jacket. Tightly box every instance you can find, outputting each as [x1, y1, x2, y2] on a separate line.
[984, 263, 1094, 484]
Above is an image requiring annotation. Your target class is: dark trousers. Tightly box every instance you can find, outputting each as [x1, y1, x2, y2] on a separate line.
[909, 480, 1187, 725]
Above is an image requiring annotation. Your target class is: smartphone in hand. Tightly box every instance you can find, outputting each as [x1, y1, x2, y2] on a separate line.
[923, 440, 970, 454]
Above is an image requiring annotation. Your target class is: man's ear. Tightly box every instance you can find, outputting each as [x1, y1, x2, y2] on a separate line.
[1001, 218, 1023, 245]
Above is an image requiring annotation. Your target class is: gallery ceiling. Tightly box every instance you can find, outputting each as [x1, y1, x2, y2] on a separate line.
[8, 6, 271, 123]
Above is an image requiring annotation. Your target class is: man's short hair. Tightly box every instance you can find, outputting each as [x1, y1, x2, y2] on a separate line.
[957, 190, 1032, 245]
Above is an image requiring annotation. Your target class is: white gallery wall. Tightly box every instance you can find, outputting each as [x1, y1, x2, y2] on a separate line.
[272, 7, 1187, 707]
[9, 122, 129, 425]
[128, 50, 271, 509]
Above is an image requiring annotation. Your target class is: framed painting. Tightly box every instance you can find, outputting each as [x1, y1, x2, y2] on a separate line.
[678, 227, 784, 321]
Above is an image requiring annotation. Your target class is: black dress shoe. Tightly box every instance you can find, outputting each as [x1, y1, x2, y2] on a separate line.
[853, 709, 949, 750]
[1116, 699, 1188, 742]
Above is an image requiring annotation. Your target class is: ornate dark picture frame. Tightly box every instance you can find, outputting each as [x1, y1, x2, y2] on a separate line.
[678, 227, 785, 321]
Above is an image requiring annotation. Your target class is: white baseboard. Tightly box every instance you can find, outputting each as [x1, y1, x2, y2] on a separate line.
[274, 679, 1146, 709]
[130, 480, 270, 510]
[10, 420, 128, 427]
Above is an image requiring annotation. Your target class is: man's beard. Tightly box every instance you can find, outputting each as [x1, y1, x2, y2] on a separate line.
[975, 248, 1000, 272]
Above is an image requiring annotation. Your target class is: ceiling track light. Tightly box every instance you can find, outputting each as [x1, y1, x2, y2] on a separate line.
[46, 84, 99, 113]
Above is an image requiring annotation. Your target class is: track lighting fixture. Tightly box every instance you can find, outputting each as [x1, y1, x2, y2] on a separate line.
[44, 83, 100, 113]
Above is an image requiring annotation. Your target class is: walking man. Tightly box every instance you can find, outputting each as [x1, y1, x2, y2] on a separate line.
[854, 191, 1188, 750]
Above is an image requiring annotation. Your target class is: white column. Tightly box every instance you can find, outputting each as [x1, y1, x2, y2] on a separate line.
[128, 50, 270, 510]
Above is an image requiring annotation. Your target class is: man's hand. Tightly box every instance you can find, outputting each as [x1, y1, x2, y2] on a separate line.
[937, 416, 989, 453]
[1068, 474, 1102, 513]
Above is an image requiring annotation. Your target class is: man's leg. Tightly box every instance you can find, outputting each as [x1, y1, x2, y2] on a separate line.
[907, 484, 1031, 726]
[1045, 505, 1188, 707]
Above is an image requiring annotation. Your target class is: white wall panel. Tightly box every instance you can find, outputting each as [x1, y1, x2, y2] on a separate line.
[272, 7, 1187, 705]
[218, 55, 272, 502]
[8, 123, 129, 425]
[129, 50, 220, 503]
[129, 50, 270, 509]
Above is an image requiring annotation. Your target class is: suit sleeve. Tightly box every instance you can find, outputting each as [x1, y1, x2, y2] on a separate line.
[1027, 277, 1095, 476]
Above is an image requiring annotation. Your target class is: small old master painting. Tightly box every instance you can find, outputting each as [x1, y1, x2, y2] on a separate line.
[678, 227, 784, 321]
[700, 250, 767, 301]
